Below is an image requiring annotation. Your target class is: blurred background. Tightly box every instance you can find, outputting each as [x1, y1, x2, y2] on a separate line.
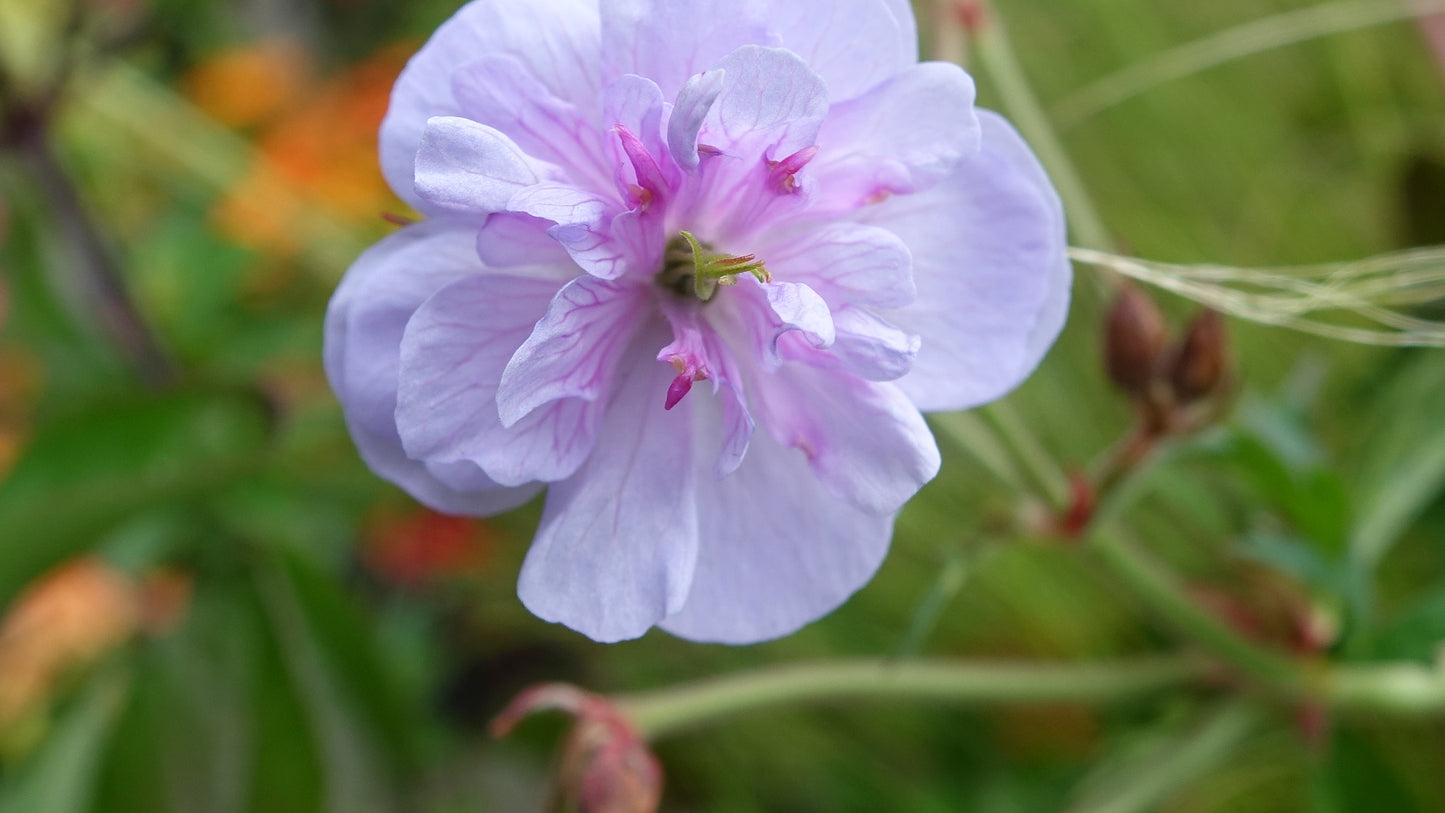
[1, 0, 1444, 810]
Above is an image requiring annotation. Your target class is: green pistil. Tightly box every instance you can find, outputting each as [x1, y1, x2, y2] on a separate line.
[658, 231, 771, 303]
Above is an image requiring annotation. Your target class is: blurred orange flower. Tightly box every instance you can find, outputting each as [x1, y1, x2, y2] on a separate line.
[183, 39, 313, 130]
[189, 42, 414, 259]
[0, 559, 139, 731]
[0, 558, 194, 748]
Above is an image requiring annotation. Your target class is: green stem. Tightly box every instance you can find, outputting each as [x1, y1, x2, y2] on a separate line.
[1326, 661, 1445, 716]
[971, 2, 1113, 255]
[617, 656, 1206, 740]
[1089, 530, 1308, 693]
[982, 401, 1071, 508]
[610, 652, 1445, 742]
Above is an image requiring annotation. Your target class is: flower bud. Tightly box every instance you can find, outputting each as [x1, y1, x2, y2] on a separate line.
[493, 683, 662, 813]
[567, 716, 663, 813]
[1103, 285, 1167, 396]
[1168, 309, 1227, 403]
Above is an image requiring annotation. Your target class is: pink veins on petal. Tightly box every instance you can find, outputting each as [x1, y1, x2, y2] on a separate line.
[327, 0, 1073, 645]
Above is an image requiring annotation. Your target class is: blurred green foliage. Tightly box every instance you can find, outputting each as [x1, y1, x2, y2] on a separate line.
[0, 0, 1444, 811]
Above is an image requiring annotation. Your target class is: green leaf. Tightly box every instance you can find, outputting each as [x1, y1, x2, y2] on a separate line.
[0, 391, 271, 606]
[254, 555, 396, 813]
[280, 551, 425, 769]
[1349, 356, 1445, 571]
[1235, 437, 1350, 553]
[1063, 702, 1261, 813]
[1370, 585, 1445, 662]
[1240, 532, 1349, 600]
[0, 665, 130, 813]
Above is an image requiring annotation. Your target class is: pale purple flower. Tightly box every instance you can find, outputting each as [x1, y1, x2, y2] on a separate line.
[325, 0, 1071, 643]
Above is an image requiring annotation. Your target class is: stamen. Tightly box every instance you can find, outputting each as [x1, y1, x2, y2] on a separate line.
[664, 375, 695, 410]
[613, 125, 667, 209]
[766, 144, 819, 194]
[659, 329, 712, 411]
[626, 183, 654, 211]
[655, 231, 771, 303]
[664, 361, 710, 410]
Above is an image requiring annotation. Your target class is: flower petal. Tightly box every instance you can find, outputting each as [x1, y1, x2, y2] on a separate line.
[604, 75, 675, 188]
[497, 275, 649, 427]
[380, 0, 602, 207]
[505, 183, 661, 279]
[762, 280, 835, 353]
[395, 273, 606, 487]
[659, 424, 892, 643]
[518, 346, 700, 642]
[681, 46, 830, 240]
[749, 367, 940, 515]
[355, 426, 542, 516]
[756, 222, 915, 309]
[667, 69, 725, 171]
[323, 218, 541, 514]
[450, 56, 614, 195]
[766, 0, 917, 101]
[864, 110, 1071, 412]
[813, 62, 979, 214]
[600, 0, 774, 100]
[806, 306, 919, 382]
[473, 213, 577, 269]
[718, 277, 838, 372]
[414, 117, 558, 214]
[701, 45, 829, 163]
[327, 219, 476, 439]
[661, 303, 755, 474]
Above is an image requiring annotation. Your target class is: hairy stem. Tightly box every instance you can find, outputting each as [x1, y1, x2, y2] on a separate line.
[612, 649, 1445, 743]
[617, 656, 1207, 740]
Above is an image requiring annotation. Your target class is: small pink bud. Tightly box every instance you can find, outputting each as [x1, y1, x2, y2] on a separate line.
[492, 683, 662, 813]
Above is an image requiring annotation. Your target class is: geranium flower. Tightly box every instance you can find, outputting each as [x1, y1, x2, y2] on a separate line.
[326, 0, 1071, 643]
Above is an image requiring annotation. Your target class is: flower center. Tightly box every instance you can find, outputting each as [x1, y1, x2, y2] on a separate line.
[655, 231, 770, 303]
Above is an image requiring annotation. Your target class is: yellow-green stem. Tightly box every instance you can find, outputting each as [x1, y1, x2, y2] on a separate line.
[971, 2, 1114, 255]
[618, 656, 1206, 740]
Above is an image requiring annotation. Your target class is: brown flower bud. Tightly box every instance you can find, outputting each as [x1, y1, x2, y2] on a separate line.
[1169, 309, 1227, 403]
[1103, 285, 1167, 396]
